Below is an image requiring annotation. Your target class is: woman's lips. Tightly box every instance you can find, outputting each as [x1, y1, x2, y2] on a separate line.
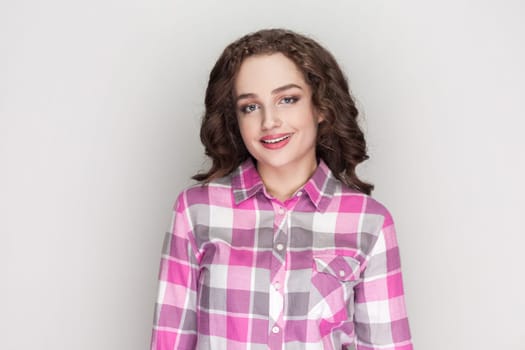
[260, 133, 292, 149]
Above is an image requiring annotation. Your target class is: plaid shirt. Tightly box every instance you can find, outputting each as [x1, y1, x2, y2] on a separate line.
[151, 159, 413, 350]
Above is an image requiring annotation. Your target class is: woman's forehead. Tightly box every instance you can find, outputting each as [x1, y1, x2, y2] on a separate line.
[234, 53, 308, 96]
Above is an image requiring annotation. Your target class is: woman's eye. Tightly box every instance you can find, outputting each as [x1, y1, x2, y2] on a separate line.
[241, 104, 259, 113]
[281, 96, 298, 104]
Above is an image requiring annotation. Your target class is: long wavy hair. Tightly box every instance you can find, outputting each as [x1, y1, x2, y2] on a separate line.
[193, 28, 374, 195]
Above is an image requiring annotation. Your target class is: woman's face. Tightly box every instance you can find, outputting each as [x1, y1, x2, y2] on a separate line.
[234, 53, 323, 176]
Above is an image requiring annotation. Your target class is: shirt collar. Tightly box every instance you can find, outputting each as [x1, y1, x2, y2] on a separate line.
[231, 158, 337, 212]
[231, 158, 265, 204]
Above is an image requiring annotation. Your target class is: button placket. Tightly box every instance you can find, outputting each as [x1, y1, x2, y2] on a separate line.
[268, 198, 298, 349]
[273, 238, 287, 262]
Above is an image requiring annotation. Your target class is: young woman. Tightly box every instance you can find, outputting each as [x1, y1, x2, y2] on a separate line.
[151, 29, 413, 350]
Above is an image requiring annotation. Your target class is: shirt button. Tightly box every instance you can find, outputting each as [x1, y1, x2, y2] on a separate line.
[278, 207, 285, 215]
[296, 191, 303, 197]
[339, 270, 346, 277]
[274, 282, 280, 290]
[276, 243, 284, 251]
[272, 326, 280, 334]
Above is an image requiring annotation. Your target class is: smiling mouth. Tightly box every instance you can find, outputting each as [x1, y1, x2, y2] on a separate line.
[261, 135, 291, 144]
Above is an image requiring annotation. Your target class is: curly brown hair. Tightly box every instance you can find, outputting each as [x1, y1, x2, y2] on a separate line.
[192, 28, 374, 195]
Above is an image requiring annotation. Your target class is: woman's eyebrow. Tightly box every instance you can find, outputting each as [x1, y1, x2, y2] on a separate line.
[271, 83, 303, 95]
[236, 92, 257, 102]
[236, 83, 303, 102]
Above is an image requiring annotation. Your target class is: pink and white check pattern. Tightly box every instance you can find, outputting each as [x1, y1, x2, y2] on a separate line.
[151, 159, 413, 350]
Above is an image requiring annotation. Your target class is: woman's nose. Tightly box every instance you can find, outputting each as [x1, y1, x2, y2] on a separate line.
[261, 108, 282, 130]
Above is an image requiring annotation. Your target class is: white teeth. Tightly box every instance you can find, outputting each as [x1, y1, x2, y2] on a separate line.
[262, 135, 290, 144]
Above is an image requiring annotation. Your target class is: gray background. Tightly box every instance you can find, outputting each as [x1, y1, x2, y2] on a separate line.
[2, 0, 524, 349]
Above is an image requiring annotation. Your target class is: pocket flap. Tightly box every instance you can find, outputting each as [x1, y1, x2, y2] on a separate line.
[313, 255, 361, 282]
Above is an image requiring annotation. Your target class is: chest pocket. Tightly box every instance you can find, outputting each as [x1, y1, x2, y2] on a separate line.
[309, 254, 361, 322]
[313, 254, 361, 282]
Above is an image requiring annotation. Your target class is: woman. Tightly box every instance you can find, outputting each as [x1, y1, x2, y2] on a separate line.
[151, 28, 413, 350]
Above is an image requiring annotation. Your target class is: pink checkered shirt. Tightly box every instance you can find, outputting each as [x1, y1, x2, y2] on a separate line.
[151, 159, 413, 350]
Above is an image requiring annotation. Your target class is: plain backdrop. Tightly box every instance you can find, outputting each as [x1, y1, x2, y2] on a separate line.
[1, 0, 524, 349]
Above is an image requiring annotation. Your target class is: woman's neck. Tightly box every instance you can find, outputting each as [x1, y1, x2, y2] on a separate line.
[257, 159, 318, 202]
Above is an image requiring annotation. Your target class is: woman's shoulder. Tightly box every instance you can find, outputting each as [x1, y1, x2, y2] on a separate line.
[336, 185, 395, 227]
[172, 174, 235, 211]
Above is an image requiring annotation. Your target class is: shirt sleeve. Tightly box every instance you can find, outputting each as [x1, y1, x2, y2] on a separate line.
[151, 194, 200, 350]
[353, 212, 413, 350]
